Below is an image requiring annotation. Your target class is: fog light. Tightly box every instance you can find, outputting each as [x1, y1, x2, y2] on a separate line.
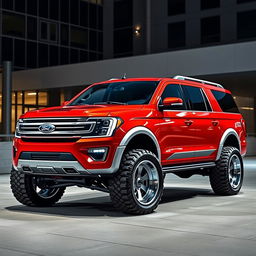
[88, 147, 108, 161]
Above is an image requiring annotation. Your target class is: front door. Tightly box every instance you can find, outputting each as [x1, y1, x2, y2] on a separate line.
[157, 83, 197, 166]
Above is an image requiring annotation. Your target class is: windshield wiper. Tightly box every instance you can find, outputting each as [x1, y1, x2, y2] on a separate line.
[93, 101, 127, 105]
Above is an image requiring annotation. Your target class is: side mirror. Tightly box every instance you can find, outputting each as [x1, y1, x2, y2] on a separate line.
[62, 101, 69, 106]
[159, 97, 183, 110]
[163, 97, 183, 106]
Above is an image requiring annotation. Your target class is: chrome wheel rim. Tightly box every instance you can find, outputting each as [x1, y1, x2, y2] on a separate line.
[228, 154, 242, 189]
[132, 160, 160, 206]
[32, 177, 60, 199]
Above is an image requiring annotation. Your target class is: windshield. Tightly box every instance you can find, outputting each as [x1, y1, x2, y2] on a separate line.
[69, 81, 159, 106]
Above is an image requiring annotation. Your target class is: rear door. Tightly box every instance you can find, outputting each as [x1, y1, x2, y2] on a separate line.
[181, 84, 222, 161]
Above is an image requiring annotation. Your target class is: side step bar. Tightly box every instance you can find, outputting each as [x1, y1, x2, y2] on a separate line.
[162, 162, 216, 174]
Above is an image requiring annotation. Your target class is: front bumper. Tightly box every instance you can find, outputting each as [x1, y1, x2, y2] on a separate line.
[13, 132, 126, 175]
[15, 146, 125, 175]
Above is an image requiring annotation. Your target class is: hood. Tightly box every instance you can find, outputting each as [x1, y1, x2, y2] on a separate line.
[21, 104, 148, 119]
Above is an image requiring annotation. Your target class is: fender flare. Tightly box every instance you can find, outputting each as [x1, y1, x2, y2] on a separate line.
[119, 126, 161, 161]
[216, 128, 241, 160]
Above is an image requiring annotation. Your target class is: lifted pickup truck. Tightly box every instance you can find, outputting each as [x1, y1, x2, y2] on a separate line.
[11, 76, 246, 214]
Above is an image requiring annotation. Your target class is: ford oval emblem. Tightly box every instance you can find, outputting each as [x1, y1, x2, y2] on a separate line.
[38, 123, 56, 133]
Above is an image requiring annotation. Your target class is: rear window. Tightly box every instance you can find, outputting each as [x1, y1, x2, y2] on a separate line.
[211, 90, 240, 113]
[182, 85, 207, 111]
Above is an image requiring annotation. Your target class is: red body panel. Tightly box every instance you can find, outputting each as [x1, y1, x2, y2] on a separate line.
[13, 78, 247, 172]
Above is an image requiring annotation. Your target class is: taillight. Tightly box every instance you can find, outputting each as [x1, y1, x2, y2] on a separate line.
[241, 118, 246, 133]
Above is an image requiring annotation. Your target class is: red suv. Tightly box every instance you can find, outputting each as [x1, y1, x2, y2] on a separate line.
[10, 76, 246, 214]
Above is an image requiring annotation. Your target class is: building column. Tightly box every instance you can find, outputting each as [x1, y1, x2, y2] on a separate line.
[146, 0, 151, 54]
[2, 61, 12, 136]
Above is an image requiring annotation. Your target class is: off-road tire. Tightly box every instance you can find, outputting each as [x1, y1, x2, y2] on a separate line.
[109, 149, 163, 215]
[10, 168, 65, 206]
[210, 146, 244, 196]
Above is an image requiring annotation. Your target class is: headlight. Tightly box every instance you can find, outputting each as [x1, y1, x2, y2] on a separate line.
[83, 117, 123, 137]
[15, 119, 23, 138]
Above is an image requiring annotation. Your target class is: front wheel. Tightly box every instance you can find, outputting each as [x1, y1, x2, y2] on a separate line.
[210, 146, 244, 196]
[10, 168, 65, 206]
[109, 149, 163, 215]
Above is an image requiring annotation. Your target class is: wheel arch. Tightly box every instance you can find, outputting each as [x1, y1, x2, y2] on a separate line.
[119, 127, 161, 161]
[216, 128, 241, 160]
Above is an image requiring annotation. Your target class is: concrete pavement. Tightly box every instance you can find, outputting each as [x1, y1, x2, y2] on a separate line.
[0, 157, 256, 256]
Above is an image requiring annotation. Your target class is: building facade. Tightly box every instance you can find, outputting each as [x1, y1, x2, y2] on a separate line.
[0, 0, 104, 71]
[1, 0, 256, 136]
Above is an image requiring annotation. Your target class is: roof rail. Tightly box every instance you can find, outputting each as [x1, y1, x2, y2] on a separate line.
[108, 78, 119, 81]
[173, 75, 224, 89]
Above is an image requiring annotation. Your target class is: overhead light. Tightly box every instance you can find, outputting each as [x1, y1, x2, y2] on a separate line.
[240, 107, 254, 111]
[134, 25, 141, 37]
[27, 92, 37, 96]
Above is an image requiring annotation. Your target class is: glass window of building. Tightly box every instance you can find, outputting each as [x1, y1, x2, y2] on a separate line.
[27, 0, 38, 15]
[40, 21, 48, 40]
[17, 92, 23, 104]
[201, 0, 220, 10]
[168, 22, 186, 49]
[168, 0, 185, 16]
[25, 91, 37, 105]
[38, 92, 48, 105]
[60, 25, 69, 46]
[237, 10, 256, 39]
[2, 0, 14, 10]
[50, 0, 59, 20]
[15, 0, 25, 12]
[2, 37, 13, 61]
[89, 30, 97, 51]
[80, 50, 88, 62]
[98, 32, 103, 52]
[39, 43, 49, 67]
[60, 0, 69, 22]
[10, 91, 49, 133]
[60, 47, 69, 65]
[70, 49, 79, 63]
[14, 39, 25, 68]
[114, 0, 133, 28]
[40, 21, 58, 42]
[49, 45, 59, 66]
[114, 28, 133, 56]
[2, 12, 25, 38]
[71, 0, 79, 25]
[80, 1, 89, 27]
[70, 27, 88, 49]
[89, 52, 97, 61]
[201, 16, 220, 44]
[12, 93, 16, 104]
[50, 23, 58, 41]
[89, 2, 98, 29]
[27, 42, 38, 68]
[98, 5, 103, 30]
[27, 17, 37, 40]
[39, 0, 49, 18]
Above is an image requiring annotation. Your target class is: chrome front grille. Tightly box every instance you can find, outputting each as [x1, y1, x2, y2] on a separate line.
[18, 118, 96, 137]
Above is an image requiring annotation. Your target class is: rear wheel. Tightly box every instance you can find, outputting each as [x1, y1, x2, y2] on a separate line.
[10, 168, 65, 206]
[210, 146, 243, 195]
[109, 149, 163, 215]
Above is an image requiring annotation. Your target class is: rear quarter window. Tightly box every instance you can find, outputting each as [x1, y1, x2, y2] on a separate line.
[211, 90, 240, 113]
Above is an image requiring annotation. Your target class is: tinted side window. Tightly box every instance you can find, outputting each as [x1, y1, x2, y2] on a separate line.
[211, 90, 240, 113]
[161, 84, 186, 110]
[182, 85, 207, 111]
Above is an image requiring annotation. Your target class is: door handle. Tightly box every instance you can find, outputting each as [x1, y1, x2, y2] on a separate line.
[185, 120, 193, 126]
[212, 120, 219, 126]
